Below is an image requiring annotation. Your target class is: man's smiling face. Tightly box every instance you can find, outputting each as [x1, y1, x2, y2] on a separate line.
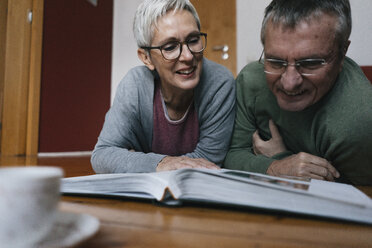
[263, 13, 345, 111]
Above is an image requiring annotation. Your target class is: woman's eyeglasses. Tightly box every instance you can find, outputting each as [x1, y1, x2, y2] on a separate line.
[141, 32, 207, 61]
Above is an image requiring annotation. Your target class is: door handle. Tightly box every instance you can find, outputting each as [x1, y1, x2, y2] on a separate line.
[212, 45, 229, 52]
[212, 45, 229, 60]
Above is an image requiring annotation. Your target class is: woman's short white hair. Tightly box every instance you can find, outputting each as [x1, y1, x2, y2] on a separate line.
[133, 0, 201, 47]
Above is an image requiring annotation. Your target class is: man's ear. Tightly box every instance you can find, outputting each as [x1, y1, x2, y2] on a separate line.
[138, 48, 155, 71]
[343, 40, 351, 56]
[338, 40, 351, 72]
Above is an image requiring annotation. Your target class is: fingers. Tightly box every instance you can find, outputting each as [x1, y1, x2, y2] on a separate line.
[308, 166, 335, 181]
[268, 119, 281, 140]
[309, 165, 339, 181]
[252, 122, 286, 157]
[268, 153, 340, 182]
[196, 158, 220, 169]
[156, 156, 219, 172]
[252, 130, 261, 142]
[179, 157, 219, 170]
[325, 162, 340, 179]
[301, 153, 340, 179]
[252, 131, 262, 155]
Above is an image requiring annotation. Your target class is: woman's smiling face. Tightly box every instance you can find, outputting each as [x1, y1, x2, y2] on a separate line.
[140, 9, 203, 94]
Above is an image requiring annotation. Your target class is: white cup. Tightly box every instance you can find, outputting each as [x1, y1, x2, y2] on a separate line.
[0, 166, 64, 248]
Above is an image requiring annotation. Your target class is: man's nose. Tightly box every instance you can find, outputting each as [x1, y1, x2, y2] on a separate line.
[280, 66, 303, 90]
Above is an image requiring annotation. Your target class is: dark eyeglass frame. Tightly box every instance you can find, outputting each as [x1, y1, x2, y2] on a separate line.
[141, 32, 207, 61]
[258, 50, 330, 76]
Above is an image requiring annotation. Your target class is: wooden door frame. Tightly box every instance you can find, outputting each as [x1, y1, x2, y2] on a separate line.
[0, 0, 43, 156]
[191, 0, 237, 76]
[0, 0, 7, 151]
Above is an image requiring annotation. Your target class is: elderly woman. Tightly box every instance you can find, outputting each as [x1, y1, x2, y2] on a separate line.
[91, 0, 235, 173]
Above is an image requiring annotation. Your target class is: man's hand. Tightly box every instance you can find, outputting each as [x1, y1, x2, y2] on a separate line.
[253, 119, 287, 157]
[156, 156, 220, 172]
[267, 152, 340, 181]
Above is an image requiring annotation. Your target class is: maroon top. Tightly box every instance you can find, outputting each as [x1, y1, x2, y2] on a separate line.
[152, 82, 199, 156]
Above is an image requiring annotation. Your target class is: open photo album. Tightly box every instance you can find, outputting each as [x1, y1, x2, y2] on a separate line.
[61, 168, 372, 224]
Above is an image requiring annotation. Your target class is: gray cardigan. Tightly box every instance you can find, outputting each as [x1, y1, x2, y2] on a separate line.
[91, 58, 236, 173]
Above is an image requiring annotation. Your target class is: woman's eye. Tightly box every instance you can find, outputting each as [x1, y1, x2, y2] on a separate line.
[188, 36, 200, 44]
[162, 42, 179, 52]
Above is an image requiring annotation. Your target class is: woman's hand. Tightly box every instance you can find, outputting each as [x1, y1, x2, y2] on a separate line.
[156, 156, 220, 172]
[252, 119, 287, 157]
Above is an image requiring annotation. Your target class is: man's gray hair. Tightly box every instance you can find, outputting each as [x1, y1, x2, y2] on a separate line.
[133, 0, 201, 48]
[261, 0, 352, 53]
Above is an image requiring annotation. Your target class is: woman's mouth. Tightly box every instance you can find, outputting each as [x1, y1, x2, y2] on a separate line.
[176, 67, 196, 75]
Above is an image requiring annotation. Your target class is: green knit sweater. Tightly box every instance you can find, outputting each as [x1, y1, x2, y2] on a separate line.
[225, 57, 372, 185]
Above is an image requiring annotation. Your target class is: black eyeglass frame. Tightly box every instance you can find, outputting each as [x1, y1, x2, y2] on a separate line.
[140, 32, 207, 61]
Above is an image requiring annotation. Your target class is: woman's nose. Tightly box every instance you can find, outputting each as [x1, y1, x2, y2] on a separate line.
[178, 43, 194, 61]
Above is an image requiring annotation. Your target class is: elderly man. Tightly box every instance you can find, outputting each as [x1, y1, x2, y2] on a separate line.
[225, 0, 372, 185]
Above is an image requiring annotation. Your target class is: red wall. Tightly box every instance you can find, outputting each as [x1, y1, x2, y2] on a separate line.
[39, 1, 112, 152]
[361, 66, 372, 84]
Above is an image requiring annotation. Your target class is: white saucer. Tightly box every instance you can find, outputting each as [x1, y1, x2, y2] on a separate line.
[37, 211, 100, 248]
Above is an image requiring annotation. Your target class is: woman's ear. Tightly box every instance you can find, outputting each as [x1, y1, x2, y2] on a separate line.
[138, 48, 155, 70]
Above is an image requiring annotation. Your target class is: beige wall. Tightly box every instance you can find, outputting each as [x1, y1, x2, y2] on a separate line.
[111, 0, 372, 102]
[111, 0, 142, 104]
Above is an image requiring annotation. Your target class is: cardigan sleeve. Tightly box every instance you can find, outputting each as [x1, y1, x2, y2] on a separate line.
[184, 59, 236, 166]
[91, 67, 165, 173]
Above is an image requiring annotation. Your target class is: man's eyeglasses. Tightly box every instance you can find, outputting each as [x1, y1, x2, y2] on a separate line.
[259, 50, 330, 76]
[141, 32, 207, 61]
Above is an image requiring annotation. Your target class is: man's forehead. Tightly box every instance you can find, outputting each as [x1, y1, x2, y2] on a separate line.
[270, 12, 336, 30]
[265, 14, 338, 44]
[264, 20, 338, 59]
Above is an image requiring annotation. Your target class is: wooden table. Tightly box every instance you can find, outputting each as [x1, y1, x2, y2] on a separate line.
[1, 155, 372, 247]
[61, 195, 372, 248]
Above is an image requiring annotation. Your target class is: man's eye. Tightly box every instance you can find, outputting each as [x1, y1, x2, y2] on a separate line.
[162, 42, 179, 52]
[298, 59, 325, 69]
[267, 60, 286, 69]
